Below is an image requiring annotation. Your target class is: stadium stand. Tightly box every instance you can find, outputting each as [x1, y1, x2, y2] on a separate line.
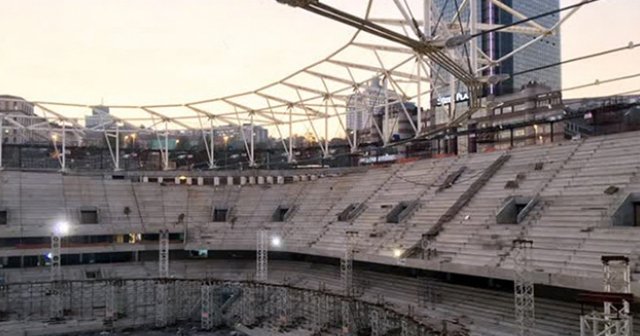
[2, 130, 640, 334]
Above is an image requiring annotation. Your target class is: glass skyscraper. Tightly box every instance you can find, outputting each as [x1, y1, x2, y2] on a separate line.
[434, 0, 561, 95]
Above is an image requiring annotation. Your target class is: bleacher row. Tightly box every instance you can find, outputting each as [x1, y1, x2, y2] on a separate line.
[1, 131, 640, 289]
[4, 259, 640, 336]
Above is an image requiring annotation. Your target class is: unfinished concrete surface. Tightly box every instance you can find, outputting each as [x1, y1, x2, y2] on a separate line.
[2, 130, 640, 335]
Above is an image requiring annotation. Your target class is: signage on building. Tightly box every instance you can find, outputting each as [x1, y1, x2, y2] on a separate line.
[436, 92, 470, 106]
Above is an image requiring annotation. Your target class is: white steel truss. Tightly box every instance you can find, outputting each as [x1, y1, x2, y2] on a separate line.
[0, 0, 604, 169]
[513, 239, 534, 336]
[580, 256, 632, 336]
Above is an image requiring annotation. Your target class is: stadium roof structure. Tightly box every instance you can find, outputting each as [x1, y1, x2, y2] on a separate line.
[0, 0, 628, 169]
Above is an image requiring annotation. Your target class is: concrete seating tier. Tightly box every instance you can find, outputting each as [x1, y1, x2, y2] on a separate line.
[2, 130, 640, 288]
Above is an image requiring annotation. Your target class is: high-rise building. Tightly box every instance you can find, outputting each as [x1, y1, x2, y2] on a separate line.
[346, 78, 400, 131]
[434, 0, 561, 95]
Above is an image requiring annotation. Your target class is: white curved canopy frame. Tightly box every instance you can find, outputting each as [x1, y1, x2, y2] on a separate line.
[0, 0, 607, 171]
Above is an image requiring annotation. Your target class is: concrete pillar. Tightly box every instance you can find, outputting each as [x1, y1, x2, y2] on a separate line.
[249, 176, 256, 185]
[197, 177, 204, 186]
[214, 177, 220, 186]
[187, 177, 193, 185]
[227, 176, 234, 186]
[142, 176, 149, 183]
[276, 176, 284, 184]
[158, 177, 164, 183]
[310, 175, 318, 181]
[240, 176, 247, 185]
[266, 176, 274, 184]
[293, 176, 300, 182]
[300, 175, 309, 182]
[174, 177, 180, 184]
[257, 176, 265, 184]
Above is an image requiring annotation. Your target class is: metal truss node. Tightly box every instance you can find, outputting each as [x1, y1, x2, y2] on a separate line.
[513, 239, 535, 336]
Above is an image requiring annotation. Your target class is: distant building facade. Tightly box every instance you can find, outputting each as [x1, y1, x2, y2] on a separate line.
[433, 0, 561, 95]
[0, 95, 49, 144]
[346, 78, 401, 131]
[85, 105, 113, 129]
[214, 124, 269, 145]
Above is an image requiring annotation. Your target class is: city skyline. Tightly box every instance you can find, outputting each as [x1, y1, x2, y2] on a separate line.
[1, 1, 638, 106]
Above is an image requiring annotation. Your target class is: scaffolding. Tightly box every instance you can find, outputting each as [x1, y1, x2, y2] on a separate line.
[513, 239, 535, 336]
[158, 229, 169, 278]
[580, 256, 632, 336]
[256, 229, 269, 282]
[155, 280, 174, 328]
[0, 278, 439, 335]
[240, 284, 256, 326]
[342, 230, 358, 297]
[201, 282, 215, 330]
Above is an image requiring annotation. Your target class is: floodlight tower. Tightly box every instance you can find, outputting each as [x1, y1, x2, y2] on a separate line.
[50, 222, 69, 281]
[513, 239, 534, 336]
[256, 229, 282, 282]
[50, 221, 69, 320]
[580, 256, 632, 336]
[256, 229, 269, 282]
[341, 230, 358, 335]
[602, 256, 632, 336]
[155, 229, 173, 328]
[158, 229, 169, 278]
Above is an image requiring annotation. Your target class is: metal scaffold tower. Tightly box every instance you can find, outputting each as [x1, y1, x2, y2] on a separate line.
[50, 234, 62, 282]
[155, 230, 173, 328]
[158, 229, 169, 278]
[104, 279, 124, 326]
[201, 282, 222, 330]
[370, 309, 381, 336]
[49, 233, 63, 320]
[256, 229, 269, 282]
[580, 256, 633, 336]
[155, 280, 174, 328]
[513, 239, 535, 336]
[240, 284, 256, 326]
[341, 231, 358, 335]
[342, 230, 358, 297]
[276, 286, 290, 327]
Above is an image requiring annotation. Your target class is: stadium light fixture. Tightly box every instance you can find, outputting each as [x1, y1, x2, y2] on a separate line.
[393, 248, 403, 258]
[271, 235, 282, 248]
[53, 221, 70, 236]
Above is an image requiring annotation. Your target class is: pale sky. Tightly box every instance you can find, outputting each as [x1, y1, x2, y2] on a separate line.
[1, 0, 639, 107]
